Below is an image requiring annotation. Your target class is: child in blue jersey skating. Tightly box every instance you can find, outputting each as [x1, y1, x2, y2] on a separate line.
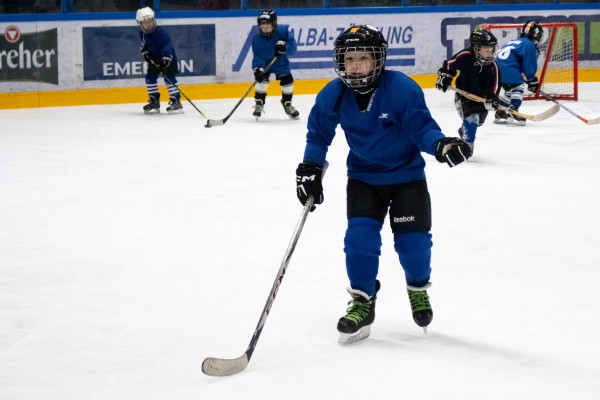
[251, 10, 299, 120]
[294, 25, 472, 344]
[436, 28, 500, 154]
[493, 21, 543, 126]
[136, 7, 182, 114]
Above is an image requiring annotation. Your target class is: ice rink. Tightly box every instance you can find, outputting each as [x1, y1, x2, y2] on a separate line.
[1, 82, 599, 399]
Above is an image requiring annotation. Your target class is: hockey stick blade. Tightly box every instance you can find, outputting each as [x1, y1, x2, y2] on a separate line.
[539, 90, 600, 125]
[205, 118, 226, 128]
[448, 86, 557, 122]
[527, 104, 560, 122]
[202, 354, 249, 376]
[587, 116, 600, 125]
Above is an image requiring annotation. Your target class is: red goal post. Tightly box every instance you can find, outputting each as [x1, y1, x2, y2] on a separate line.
[480, 22, 578, 101]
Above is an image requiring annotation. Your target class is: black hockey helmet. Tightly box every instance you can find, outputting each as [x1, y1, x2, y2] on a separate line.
[521, 21, 544, 45]
[257, 10, 277, 38]
[470, 28, 498, 65]
[334, 25, 388, 91]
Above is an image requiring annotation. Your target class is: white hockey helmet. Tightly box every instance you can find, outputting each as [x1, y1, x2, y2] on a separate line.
[136, 7, 156, 34]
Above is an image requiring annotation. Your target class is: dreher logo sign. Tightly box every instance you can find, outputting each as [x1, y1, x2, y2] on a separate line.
[4, 26, 20, 43]
[0, 27, 58, 85]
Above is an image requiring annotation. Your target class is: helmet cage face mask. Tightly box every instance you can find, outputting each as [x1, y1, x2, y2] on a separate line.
[257, 11, 277, 38]
[334, 46, 386, 90]
[470, 29, 497, 66]
[473, 44, 496, 65]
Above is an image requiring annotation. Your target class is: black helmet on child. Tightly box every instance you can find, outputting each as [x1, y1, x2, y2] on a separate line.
[334, 25, 388, 91]
[470, 28, 498, 65]
[257, 10, 277, 38]
[521, 21, 544, 45]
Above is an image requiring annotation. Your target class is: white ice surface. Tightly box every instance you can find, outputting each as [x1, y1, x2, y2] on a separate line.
[1, 83, 599, 399]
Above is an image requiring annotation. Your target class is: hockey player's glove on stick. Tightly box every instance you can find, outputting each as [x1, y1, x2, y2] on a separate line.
[448, 86, 559, 122]
[435, 137, 471, 167]
[539, 90, 600, 125]
[140, 48, 151, 63]
[146, 58, 207, 118]
[484, 93, 500, 111]
[205, 55, 278, 128]
[202, 161, 329, 377]
[435, 61, 456, 92]
[275, 40, 287, 56]
[526, 77, 539, 94]
[158, 55, 172, 71]
[295, 163, 324, 212]
[253, 68, 269, 83]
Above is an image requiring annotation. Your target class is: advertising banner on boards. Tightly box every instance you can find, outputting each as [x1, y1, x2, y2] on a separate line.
[0, 26, 58, 84]
[82, 24, 216, 81]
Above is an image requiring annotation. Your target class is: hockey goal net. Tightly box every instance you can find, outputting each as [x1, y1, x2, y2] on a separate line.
[480, 22, 578, 101]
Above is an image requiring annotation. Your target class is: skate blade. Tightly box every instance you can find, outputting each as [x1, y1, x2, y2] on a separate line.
[167, 109, 184, 114]
[493, 118, 507, 124]
[144, 109, 160, 114]
[338, 326, 371, 344]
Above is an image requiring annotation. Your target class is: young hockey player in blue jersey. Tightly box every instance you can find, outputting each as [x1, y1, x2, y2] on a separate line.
[136, 7, 182, 114]
[493, 21, 543, 126]
[436, 28, 500, 154]
[251, 10, 299, 120]
[294, 25, 472, 344]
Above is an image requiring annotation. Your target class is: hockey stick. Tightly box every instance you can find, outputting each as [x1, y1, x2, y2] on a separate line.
[448, 86, 559, 122]
[147, 58, 207, 118]
[538, 90, 600, 125]
[204, 55, 278, 128]
[202, 161, 329, 377]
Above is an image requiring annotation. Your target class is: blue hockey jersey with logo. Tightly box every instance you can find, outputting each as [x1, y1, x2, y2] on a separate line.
[303, 70, 445, 185]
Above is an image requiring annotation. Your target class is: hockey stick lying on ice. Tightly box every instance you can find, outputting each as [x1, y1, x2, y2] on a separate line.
[202, 161, 329, 377]
[205, 55, 278, 128]
[448, 86, 559, 122]
[147, 58, 207, 118]
[538, 90, 600, 125]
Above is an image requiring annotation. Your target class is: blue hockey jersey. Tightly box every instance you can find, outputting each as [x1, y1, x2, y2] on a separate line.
[140, 26, 177, 64]
[495, 36, 538, 84]
[303, 70, 445, 186]
[251, 24, 297, 76]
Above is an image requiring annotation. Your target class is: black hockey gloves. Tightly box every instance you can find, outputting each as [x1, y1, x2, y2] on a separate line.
[435, 61, 456, 92]
[527, 77, 539, 94]
[159, 56, 172, 71]
[275, 40, 287, 55]
[296, 163, 324, 211]
[140, 48, 151, 63]
[485, 93, 500, 111]
[435, 137, 472, 167]
[253, 68, 269, 83]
